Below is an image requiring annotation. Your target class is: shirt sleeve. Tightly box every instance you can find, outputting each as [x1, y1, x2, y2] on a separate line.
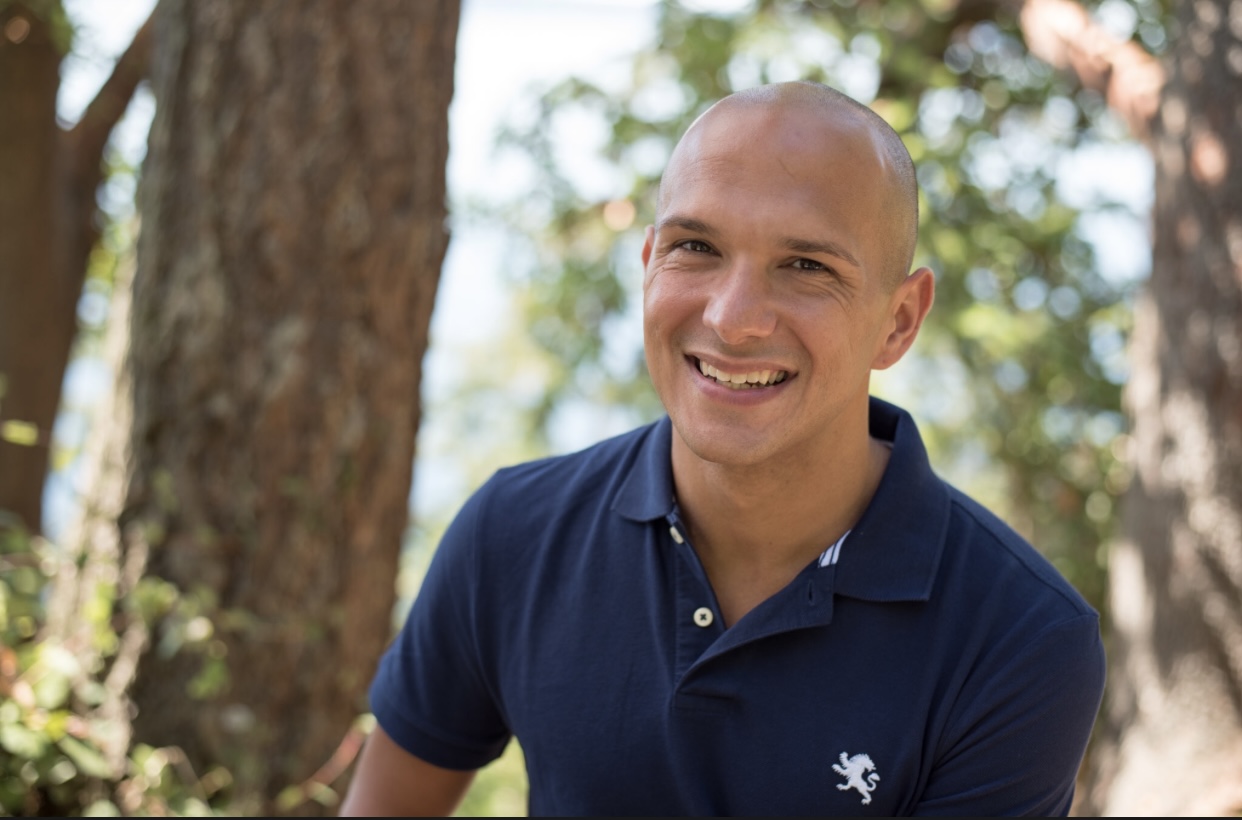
[914, 612, 1106, 816]
[368, 478, 512, 771]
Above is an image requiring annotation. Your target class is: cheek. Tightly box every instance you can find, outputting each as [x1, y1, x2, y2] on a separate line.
[643, 273, 701, 336]
[642, 302, 681, 394]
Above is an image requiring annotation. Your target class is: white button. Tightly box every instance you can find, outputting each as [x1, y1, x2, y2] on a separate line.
[669, 526, 684, 544]
[693, 607, 714, 627]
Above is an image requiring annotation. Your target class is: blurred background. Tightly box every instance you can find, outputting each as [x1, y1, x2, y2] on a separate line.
[1, 0, 1238, 815]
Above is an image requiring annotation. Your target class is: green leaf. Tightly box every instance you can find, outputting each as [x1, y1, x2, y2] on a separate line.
[0, 420, 39, 447]
[186, 657, 229, 700]
[0, 722, 49, 759]
[275, 785, 303, 811]
[177, 797, 213, 816]
[57, 736, 114, 779]
[82, 799, 121, 817]
[39, 644, 80, 677]
[32, 669, 71, 710]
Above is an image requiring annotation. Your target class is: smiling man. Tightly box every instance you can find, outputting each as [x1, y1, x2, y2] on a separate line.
[342, 82, 1105, 816]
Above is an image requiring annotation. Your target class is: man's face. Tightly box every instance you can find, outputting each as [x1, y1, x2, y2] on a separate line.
[642, 101, 909, 469]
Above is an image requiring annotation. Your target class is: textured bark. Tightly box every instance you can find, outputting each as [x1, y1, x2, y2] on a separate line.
[0, 2, 152, 532]
[1080, 0, 1242, 813]
[123, 0, 459, 811]
[0, 3, 67, 531]
[1020, 0, 1242, 811]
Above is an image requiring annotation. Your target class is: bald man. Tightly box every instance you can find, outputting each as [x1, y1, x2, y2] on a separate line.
[342, 82, 1104, 816]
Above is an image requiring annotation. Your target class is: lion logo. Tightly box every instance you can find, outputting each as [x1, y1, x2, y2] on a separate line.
[833, 751, 880, 805]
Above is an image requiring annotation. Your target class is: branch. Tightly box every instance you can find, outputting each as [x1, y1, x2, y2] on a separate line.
[1019, 0, 1164, 139]
[65, 9, 155, 172]
[275, 720, 369, 811]
[57, 8, 155, 297]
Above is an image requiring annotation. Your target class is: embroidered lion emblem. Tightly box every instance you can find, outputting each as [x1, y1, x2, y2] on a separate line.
[833, 751, 880, 805]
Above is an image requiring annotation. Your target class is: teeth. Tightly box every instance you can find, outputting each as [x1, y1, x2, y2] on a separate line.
[696, 359, 788, 389]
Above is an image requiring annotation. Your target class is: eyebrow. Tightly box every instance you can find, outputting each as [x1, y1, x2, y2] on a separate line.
[656, 215, 718, 237]
[782, 237, 861, 269]
[657, 214, 861, 269]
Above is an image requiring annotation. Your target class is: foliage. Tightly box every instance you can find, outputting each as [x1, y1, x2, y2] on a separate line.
[0, 517, 229, 816]
[0, 509, 363, 816]
[490, 0, 1170, 612]
[455, 740, 528, 818]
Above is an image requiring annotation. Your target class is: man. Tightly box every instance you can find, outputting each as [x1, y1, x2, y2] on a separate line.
[341, 81, 1105, 816]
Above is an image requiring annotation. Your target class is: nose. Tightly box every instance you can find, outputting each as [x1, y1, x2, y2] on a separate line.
[702, 259, 777, 345]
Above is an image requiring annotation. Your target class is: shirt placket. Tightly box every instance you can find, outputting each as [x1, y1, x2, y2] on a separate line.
[665, 511, 723, 683]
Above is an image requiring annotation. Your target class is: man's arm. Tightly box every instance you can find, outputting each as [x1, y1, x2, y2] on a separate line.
[339, 725, 476, 817]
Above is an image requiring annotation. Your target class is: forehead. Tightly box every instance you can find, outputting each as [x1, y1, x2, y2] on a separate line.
[659, 103, 894, 257]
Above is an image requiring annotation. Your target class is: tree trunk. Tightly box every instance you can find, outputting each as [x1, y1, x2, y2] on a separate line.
[1084, 0, 1242, 813]
[0, 2, 151, 533]
[0, 3, 70, 531]
[122, 0, 459, 811]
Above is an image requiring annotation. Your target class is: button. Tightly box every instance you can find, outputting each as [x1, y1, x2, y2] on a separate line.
[669, 526, 684, 544]
[693, 607, 714, 627]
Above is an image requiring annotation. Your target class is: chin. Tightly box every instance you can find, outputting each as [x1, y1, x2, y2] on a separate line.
[672, 417, 783, 469]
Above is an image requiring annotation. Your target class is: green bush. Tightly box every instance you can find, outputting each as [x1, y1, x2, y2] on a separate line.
[0, 515, 223, 816]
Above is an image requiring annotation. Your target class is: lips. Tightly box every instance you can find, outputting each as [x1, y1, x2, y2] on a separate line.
[695, 357, 789, 390]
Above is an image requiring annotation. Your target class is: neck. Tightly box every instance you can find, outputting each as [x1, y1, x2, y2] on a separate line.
[669, 402, 890, 624]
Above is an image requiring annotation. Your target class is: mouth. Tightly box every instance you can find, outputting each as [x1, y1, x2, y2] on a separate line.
[694, 357, 789, 390]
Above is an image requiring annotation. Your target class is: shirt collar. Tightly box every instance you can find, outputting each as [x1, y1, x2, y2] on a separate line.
[612, 415, 677, 522]
[611, 398, 950, 603]
[833, 397, 950, 603]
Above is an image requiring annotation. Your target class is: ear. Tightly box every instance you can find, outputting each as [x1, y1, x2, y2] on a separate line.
[872, 267, 935, 370]
[641, 224, 655, 269]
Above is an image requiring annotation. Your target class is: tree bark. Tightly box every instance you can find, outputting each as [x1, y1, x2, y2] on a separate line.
[0, 3, 68, 531]
[1076, 0, 1242, 813]
[0, 1, 152, 533]
[1021, 1, 1242, 812]
[122, 0, 459, 811]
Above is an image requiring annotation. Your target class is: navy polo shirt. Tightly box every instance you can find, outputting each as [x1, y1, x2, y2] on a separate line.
[370, 398, 1105, 815]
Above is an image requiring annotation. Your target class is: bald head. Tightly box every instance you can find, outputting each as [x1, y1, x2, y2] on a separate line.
[659, 82, 920, 289]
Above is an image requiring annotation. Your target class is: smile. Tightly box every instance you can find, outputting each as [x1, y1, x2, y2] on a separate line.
[696, 358, 789, 390]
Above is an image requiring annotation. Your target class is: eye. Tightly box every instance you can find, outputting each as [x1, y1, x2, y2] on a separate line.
[791, 257, 828, 272]
[676, 239, 714, 254]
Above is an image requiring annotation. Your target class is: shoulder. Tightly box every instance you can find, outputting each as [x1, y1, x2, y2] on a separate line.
[455, 418, 669, 564]
[479, 419, 663, 513]
[912, 484, 1104, 814]
[923, 480, 1105, 740]
[942, 485, 1097, 624]
[846, 399, 1096, 631]
[424, 419, 670, 647]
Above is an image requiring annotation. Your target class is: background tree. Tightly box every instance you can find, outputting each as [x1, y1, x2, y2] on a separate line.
[78, 0, 460, 812]
[0, 0, 151, 533]
[1023, 0, 1242, 812]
